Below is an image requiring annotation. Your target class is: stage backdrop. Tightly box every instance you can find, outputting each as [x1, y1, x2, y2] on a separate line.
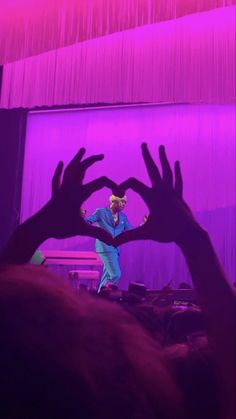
[21, 104, 235, 288]
[1, 6, 235, 108]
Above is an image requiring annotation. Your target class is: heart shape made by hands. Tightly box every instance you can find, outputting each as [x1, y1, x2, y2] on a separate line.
[42, 144, 198, 248]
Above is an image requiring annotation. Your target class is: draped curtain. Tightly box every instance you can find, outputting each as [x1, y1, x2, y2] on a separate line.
[1, 0, 235, 64]
[1, 6, 235, 108]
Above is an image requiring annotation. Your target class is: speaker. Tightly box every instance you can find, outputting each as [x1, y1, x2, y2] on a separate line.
[128, 282, 147, 297]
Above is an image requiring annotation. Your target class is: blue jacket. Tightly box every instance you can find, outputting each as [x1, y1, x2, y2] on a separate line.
[86, 207, 132, 253]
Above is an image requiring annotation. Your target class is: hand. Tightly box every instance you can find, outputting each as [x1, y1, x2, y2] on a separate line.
[43, 147, 118, 243]
[114, 143, 200, 246]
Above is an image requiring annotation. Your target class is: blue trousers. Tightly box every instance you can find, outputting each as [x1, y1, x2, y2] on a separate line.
[98, 251, 121, 292]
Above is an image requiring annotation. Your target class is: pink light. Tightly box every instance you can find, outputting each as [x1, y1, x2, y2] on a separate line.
[0, 0, 235, 64]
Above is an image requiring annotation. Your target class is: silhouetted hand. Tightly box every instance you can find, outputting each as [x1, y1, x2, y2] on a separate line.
[43, 147, 117, 243]
[114, 143, 200, 246]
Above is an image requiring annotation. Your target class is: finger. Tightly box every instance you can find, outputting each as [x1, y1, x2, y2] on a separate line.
[63, 148, 86, 183]
[112, 185, 126, 198]
[83, 224, 114, 245]
[73, 154, 104, 184]
[83, 177, 118, 198]
[159, 145, 173, 187]
[174, 160, 183, 198]
[119, 177, 150, 204]
[114, 227, 146, 246]
[64, 151, 103, 185]
[141, 143, 162, 187]
[52, 161, 64, 196]
[79, 154, 104, 171]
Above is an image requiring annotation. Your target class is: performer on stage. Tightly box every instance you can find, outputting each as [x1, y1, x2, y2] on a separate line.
[84, 195, 132, 292]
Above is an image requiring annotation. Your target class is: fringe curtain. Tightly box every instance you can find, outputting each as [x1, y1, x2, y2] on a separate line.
[0, 0, 235, 65]
[0, 109, 27, 249]
[1, 7, 235, 109]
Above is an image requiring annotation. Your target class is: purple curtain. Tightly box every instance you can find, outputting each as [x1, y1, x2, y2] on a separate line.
[1, 7, 235, 108]
[0, 109, 27, 249]
[1, 0, 234, 64]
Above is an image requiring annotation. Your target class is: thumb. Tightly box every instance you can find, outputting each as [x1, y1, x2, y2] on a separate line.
[114, 226, 146, 246]
[83, 224, 114, 246]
